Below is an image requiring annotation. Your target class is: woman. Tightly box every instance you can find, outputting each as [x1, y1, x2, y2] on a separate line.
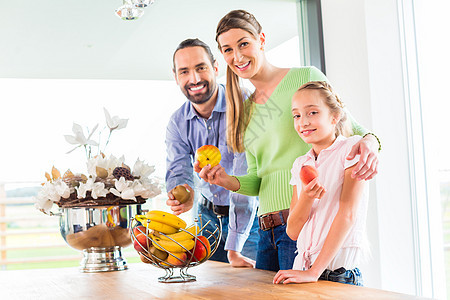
[196, 9, 380, 271]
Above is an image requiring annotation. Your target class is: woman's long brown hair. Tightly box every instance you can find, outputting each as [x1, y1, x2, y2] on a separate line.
[216, 10, 262, 153]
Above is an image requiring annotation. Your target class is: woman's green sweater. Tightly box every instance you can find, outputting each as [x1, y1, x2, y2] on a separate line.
[235, 67, 368, 216]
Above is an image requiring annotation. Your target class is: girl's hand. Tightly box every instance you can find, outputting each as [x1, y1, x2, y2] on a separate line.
[301, 177, 326, 200]
[346, 135, 379, 181]
[273, 269, 319, 284]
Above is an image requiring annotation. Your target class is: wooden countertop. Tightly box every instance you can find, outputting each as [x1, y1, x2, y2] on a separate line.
[0, 261, 429, 299]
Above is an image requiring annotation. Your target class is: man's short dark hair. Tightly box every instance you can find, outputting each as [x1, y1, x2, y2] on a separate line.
[172, 38, 215, 71]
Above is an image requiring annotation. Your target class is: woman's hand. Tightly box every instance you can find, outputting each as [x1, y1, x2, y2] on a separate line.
[300, 177, 326, 200]
[194, 161, 240, 191]
[165, 184, 194, 215]
[346, 135, 379, 181]
[194, 161, 226, 185]
[273, 268, 320, 284]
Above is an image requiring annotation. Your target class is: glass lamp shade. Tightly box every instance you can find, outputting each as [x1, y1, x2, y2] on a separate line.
[115, 4, 144, 20]
[126, 0, 154, 8]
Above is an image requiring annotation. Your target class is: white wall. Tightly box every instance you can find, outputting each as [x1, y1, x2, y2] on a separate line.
[321, 0, 417, 296]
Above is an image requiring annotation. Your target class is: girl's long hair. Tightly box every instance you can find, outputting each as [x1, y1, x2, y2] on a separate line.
[216, 10, 262, 153]
[297, 81, 352, 137]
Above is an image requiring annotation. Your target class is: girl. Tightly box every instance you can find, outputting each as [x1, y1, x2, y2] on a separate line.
[196, 9, 379, 271]
[273, 81, 368, 286]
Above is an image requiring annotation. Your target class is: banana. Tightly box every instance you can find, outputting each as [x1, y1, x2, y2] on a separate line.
[135, 215, 178, 234]
[145, 210, 187, 230]
[150, 234, 195, 253]
[146, 220, 178, 234]
[156, 225, 200, 242]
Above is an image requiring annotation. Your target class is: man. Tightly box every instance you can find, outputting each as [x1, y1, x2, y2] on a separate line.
[165, 38, 259, 267]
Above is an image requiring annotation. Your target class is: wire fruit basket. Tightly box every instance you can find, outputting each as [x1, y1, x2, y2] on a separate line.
[130, 211, 222, 283]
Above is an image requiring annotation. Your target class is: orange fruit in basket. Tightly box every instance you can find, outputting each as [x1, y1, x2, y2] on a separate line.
[192, 236, 210, 262]
[195, 145, 221, 168]
[165, 251, 188, 267]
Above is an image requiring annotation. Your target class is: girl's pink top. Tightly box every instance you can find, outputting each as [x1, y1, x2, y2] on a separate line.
[290, 135, 369, 271]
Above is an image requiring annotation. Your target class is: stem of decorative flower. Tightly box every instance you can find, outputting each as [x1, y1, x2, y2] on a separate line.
[103, 130, 113, 153]
[97, 130, 102, 156]
[84, 145, 89, 159]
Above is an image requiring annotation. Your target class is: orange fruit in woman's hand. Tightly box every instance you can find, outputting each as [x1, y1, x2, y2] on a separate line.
[195, 145, 221, 168]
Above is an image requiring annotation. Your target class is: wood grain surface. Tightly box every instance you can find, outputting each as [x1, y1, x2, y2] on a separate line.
[0, 261, 430, 299]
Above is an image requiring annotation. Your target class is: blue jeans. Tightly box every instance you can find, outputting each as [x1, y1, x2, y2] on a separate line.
[255, 224, 297, 271]
[197, 204, 259, 263]
[319, 267, 364, 286]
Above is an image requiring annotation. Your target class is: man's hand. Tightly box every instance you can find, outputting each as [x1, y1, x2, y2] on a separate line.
[227, 250, 255, 268]
[346, 134, 379, 181]
[166, 184, 194, 215]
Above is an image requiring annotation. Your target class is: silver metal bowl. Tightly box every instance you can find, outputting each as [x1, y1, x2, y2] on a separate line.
[130, 215, 222, 283]
[59, 204, 142, 272]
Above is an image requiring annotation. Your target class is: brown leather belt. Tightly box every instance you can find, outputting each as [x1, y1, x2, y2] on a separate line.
[200, 196, 229, 217]
[258, 209, 289, 231]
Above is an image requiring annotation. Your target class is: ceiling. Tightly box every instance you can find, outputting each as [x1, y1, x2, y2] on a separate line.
[0, 0, 299, 80]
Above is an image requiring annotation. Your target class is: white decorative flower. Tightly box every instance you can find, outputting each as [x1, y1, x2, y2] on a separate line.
[136, 177, 161, 198]
[76, 177, 109, 199]
[131, 180, 146, 197]
[41, 179, 70, 202]
[132, 158, 155, 178]
[35, 108, 163, 215]
[110, 177, 136, 200]
[54, 180, 71, 199]
[86, 154, 125, 177]
[91, 182, 108, 199]
[76, 182, 89, 199]
[34, 195, 53, 213]
[104, 108, 128, 131]
[64, 123, 99, 154]
[33, 179, 70, 213]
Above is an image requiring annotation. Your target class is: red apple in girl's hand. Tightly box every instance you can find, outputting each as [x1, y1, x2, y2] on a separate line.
[300, 165, 318, 185]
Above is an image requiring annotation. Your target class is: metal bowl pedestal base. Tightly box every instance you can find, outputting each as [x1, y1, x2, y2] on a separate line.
[158, 268, 196, 283]
[80, 246, 127, 273]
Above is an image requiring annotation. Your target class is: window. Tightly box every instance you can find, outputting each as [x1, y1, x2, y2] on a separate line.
[0, 79, 187, 269]
[410, 1, 450, 298]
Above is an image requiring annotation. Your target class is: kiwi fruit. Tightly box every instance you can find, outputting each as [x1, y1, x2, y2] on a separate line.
[172, 185, 191, 204]
[149, 245, 169, 262]
[139, 253, 152, 264]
